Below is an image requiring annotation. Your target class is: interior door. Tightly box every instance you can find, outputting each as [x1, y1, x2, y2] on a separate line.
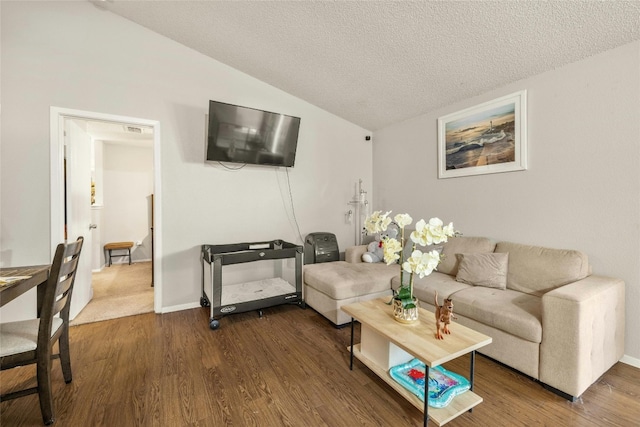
[65, 118, 94, 319]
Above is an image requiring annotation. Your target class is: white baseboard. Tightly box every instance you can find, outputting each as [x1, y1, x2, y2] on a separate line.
[105, 258, 152, 266]
[161, 301, 201, 314]
[620, 354, 640, 369]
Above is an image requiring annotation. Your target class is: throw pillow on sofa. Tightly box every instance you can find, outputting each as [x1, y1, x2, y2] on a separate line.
[455, 252, 509, 289]
[438, 236, 497, 276]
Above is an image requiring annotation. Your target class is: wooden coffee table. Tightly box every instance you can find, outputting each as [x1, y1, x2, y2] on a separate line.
[342, 297, 492, 426]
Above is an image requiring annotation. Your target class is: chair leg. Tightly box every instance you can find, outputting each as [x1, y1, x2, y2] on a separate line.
[59, 328, 73, 384]
[37, 353, 55, 425]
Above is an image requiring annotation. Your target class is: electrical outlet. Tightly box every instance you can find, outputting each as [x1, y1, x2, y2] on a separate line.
[136, 240, 142, 246]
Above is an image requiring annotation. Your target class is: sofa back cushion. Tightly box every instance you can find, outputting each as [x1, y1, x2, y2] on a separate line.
[495, 241, 590, 295]
[346, 245, 368, 263]
[438, 236, 497, 276]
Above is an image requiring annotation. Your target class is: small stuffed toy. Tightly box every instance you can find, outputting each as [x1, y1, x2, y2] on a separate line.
[362, 234, 384, 263]
[362, 228, 398, 263]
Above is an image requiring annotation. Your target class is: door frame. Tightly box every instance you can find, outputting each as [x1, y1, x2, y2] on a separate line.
[50, 107, 162, 313]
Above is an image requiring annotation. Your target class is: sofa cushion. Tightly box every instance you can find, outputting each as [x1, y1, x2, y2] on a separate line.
[345, 245, 368, 263]
[391, 271, 472, 303]
[450, 287, 542, 343]
[495, 241, 590, 296]
[438, 237, 497, 276]
[304, 261, 397, 300]
[455, 252, 508, 290]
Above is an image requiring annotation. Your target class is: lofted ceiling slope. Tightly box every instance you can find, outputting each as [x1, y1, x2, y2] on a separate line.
[94, 1, 640, 131]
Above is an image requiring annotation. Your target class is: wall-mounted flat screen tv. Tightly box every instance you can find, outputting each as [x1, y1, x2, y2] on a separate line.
[207, 100, 301, 167]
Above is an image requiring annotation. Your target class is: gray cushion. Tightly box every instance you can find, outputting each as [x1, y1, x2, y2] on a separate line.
[438, 236, 497, 276]
[345, 245, 368, 263]
[455, 252, 508, 289]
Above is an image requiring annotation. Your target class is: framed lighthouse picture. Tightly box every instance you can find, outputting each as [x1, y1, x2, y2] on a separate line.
[437, 90, 527, 179]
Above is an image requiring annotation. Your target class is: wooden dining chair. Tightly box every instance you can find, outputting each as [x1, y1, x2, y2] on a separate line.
[0, 237, 84, 425]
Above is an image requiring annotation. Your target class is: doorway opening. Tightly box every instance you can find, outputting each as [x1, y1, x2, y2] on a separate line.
[50, 107, 162, 321]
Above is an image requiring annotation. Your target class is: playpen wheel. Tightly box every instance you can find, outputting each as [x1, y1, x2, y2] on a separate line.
[209, 319, 220, 330]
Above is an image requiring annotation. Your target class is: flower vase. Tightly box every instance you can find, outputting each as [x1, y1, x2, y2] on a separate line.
[392, 297, 419, 324]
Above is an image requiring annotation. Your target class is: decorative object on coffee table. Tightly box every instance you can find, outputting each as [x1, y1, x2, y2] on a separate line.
[434, 291, 457, 340]
[342, 297, 492, 426]
[363, 211, 456, 324]
[389, 359, 470, 408]
[392, 296, 420, 324]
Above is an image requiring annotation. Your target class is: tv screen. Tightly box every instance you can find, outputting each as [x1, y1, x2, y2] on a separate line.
[207, 100, 301, 167]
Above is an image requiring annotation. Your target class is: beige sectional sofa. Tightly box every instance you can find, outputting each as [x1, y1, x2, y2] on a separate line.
[303, 236, 625, 400]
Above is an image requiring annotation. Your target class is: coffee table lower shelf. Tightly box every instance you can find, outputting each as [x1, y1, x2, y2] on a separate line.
[349, 344, 482, 426]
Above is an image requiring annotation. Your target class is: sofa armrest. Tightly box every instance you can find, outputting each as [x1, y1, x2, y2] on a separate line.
[540, 275, 625, 398]
[345, 245, 368, 263]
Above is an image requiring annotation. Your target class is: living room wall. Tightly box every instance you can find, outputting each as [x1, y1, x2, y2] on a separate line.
[0, 3, 371, 315]
[372, 41, 640, 363]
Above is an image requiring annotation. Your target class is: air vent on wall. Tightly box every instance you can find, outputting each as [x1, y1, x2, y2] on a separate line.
[124, 125, 143, 134]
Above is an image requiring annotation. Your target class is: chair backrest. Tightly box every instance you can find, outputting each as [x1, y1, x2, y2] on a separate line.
[38, 237, 84, 346]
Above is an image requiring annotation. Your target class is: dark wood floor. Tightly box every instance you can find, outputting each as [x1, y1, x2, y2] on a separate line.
[2, 303, 639, 426]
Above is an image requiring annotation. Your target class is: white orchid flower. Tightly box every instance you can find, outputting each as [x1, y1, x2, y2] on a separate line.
[411, 217, 454, 246]
[379, 212, 392, 231]
[370, 210, 455, 302]
[402, 249, 422, 274]
[443, 222, 456, 238]
[382, 237, 402, 265]
[394, 213, 413, 229]
[419, 250, 442, 278]
[364, 210, 392, 233]
[410, 219, 429, 246]
[403, 249, 441, 278]
[426, 217, 448, 245]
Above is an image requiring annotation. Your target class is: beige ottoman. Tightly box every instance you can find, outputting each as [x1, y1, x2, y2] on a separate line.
[303, 260, 397, 326]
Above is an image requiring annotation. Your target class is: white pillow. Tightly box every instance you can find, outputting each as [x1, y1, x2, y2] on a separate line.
[455, 253, 508, 290]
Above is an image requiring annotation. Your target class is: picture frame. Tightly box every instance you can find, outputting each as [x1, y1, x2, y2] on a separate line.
[437, 90, 527, 179]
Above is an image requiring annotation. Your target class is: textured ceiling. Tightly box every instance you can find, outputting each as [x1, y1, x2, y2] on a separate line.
[95, 0, 640, 131]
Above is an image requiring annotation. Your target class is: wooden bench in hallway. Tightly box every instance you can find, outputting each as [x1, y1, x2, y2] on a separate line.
[104, 241, 134, 266]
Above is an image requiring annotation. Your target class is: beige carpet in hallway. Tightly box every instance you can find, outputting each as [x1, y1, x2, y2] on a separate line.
[71, 261, 154, 326]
